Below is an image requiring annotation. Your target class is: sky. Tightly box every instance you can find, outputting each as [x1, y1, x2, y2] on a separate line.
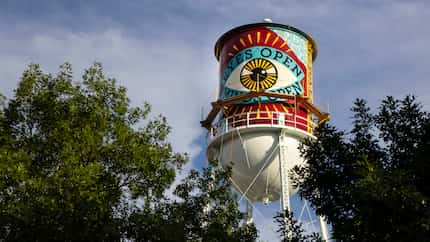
[1, 0, 430, 240]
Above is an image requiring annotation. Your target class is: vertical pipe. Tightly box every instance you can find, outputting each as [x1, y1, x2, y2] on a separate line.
[279, 132, 291, 212]
[279, 130, 292, 239]
[294, 96, 297, 129]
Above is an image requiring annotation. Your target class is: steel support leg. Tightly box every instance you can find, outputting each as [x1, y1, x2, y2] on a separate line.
[246, 200, 253, 224]
[319, 215, 329, 241]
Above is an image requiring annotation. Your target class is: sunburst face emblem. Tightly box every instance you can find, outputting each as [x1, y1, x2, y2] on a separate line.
[240, 58, 278, 91]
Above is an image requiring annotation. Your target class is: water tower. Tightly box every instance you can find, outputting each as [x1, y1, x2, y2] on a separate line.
[201, 20, 330, 239]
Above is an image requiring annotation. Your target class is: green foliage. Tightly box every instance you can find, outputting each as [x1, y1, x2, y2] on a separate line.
[0, 63, 187, 241]
[293, 96, 430, 241]
[274, 210, 323, 242]
[125, 163, 258, 242]
[0, 63, 257, 242]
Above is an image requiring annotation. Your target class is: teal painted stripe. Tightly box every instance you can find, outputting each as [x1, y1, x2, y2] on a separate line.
[222, 46, 305, 83]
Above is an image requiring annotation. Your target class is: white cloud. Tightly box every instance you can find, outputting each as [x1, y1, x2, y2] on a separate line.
[0, 28, 216, 159]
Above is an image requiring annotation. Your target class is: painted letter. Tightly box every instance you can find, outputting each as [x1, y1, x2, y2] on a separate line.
[260, 47, 272, 58]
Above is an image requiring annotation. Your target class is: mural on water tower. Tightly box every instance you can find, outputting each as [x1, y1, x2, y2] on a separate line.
[215, 24, 317, 131]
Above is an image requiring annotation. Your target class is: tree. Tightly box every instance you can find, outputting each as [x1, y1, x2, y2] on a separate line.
[0, 63, 187, 241]
[125, 162, 258, 242]
[0, 63, 257, 242]
[293, 96, 430, 241]
[274, 211, 323, 242]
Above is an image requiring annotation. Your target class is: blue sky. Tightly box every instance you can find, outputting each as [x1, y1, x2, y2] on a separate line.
[1, 0, 430, 240]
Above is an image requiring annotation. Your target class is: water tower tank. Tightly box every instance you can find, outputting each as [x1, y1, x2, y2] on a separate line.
[201, 22, 329, 205]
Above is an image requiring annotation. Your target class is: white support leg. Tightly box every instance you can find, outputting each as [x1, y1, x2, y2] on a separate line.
[319, 215, 330, 241]
[246, 200, 253, 224]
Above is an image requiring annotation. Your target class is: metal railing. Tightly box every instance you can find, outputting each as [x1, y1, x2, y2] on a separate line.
[208, 111, 316, 140]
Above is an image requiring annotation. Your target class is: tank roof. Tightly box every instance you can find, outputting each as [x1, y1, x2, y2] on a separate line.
[214, 22, 318, 61]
